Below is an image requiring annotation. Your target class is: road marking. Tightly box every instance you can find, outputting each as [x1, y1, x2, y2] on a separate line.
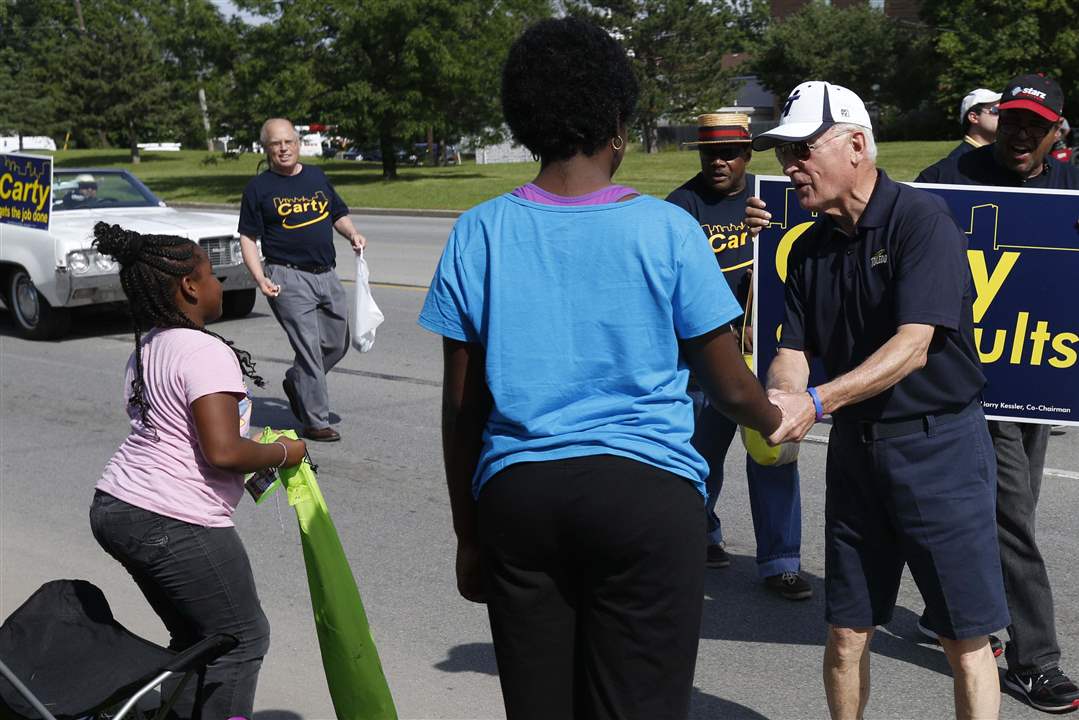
[258, 354, 440, 387]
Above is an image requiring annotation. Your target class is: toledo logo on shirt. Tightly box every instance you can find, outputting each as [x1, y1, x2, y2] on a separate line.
[273, 191, 330, 229]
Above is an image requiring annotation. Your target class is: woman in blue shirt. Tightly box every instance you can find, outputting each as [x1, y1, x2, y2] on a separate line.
[419, 17, 783, 720]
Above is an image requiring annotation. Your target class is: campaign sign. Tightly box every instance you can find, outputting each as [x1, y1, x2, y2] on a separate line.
[0, 153, 52, 231]
[753, 175, 1079, 426]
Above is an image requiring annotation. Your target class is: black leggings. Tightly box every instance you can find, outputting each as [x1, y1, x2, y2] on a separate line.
[478, 454, 705, 720]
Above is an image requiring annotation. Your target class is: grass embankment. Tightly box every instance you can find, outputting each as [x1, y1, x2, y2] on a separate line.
[45, 141, 957, 211]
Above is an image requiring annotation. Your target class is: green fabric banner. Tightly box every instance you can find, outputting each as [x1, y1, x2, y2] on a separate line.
[255, 428, 398, 720]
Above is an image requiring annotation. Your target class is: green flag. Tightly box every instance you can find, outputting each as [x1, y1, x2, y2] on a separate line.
[255, 428, 398, 720]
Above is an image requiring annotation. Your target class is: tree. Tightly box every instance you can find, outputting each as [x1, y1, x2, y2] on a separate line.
[569, 0, 768, 153]
[72, 3, 180, 162]
[750, 2, 938, 138]
[235, 0, 549, 179]
[0, 1, 69, 147]
[919, 0, 1079, 123]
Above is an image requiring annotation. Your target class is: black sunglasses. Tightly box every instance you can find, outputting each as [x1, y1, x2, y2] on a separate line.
[700, 145, 749, 161]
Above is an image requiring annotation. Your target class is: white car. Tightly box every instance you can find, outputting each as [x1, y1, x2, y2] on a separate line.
[0, 168, 257, 340]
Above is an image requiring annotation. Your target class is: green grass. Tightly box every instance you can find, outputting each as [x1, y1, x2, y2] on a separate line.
[44, 141, 958, 211]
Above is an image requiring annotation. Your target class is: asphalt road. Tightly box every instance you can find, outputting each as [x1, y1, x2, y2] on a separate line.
[1, 214, 1077, 719]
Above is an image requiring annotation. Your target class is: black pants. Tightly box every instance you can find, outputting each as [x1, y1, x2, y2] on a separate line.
[990, 421, 1061, 672]
[478, 454, 705, 720]
[89, 491, 270, 719]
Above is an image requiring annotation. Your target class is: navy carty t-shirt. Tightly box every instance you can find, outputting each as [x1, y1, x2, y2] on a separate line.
[238, 165, 350, 267]
[665, 172, 755, 306]
[779, 170, 985, 422]
[917, 143, 1079, 189]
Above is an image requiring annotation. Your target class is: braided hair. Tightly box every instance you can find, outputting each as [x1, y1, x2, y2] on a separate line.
[93, 222, 264, 430]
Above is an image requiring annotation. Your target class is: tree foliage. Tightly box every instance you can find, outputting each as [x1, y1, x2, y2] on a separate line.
[919, 0, 1079, 123]
[570, 0, 768, 152]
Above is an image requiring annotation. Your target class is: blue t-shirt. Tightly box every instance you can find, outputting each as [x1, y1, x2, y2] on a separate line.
[238, 165, 349, 267]
[418, 193, 742, 498]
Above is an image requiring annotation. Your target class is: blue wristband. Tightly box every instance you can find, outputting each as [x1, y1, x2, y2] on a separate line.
[807, 387, 824, 422]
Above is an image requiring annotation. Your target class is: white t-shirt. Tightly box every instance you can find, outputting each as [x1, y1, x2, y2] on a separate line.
[97, 328, 252, 527]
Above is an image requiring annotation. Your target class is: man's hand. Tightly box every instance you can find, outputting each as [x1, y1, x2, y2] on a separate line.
[766, 389, 816, 444]
[350, 232, 367, 252]
[455, 536, 486, 604]
[257, 276, 280, 298]
[745, 196, 772, 237]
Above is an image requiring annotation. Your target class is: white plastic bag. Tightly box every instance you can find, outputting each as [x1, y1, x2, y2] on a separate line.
[351, 250, 384, 353]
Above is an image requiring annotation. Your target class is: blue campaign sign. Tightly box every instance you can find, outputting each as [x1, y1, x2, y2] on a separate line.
[753, 175, 1079, 426]
[0, 153, 52, 231]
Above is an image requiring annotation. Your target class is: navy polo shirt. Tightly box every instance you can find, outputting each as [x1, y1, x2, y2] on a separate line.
[917, 143, 1079, 189]
[238, 165, 350, 267]
[779, 170, 985, 422]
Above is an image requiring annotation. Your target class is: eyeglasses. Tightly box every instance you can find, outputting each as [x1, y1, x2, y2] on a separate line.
[774, 130, 853, 164]
[998, 114, 1056, 139]
[700, 145, 749, 162]
[979, 105, 999, 116]
[264, 138, 299, 149]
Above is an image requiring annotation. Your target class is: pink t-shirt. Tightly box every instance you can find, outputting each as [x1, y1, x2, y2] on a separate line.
[97, 328, 252, 527]
[511, 183, 640, 205]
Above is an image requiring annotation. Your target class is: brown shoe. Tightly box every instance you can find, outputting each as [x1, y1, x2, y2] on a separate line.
[282, 378, 304, 423]
[303, 426, 341, 442]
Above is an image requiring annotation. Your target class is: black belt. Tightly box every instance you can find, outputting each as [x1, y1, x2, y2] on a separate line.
[267, 260, 334, 274]
[841, 405, 970, 442]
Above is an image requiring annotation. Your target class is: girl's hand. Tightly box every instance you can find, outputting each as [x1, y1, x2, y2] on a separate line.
[279, 437, 307, 468]
[456, 537, 487, 604]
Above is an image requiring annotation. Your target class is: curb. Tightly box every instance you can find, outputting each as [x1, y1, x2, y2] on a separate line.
[171, 202, 463, 219]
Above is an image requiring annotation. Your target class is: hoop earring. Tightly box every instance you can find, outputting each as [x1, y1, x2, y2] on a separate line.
[611, 135, 624, 151]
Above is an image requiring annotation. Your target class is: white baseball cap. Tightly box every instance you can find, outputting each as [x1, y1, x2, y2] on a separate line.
[752, 81, 872, 151]
[959, 88, 1002, 124]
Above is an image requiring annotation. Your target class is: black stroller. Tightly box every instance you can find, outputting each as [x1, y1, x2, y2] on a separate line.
[0, 580, 236, 720]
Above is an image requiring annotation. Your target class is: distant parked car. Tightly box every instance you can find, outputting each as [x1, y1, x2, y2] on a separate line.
[0, 168, 257, 340]
[342, 147, 364, 161]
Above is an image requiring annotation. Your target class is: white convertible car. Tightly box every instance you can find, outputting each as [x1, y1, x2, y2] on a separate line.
[0, 168, 256, 340]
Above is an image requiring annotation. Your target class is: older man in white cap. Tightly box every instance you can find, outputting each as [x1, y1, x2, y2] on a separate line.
[744, 81, 1009, 719]
[950, 88, 1002, 159]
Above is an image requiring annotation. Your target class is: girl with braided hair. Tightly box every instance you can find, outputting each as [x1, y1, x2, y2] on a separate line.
[88, 222, 305, 718]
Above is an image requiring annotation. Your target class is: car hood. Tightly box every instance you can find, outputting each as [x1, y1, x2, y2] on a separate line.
[49, 206, 239, 255]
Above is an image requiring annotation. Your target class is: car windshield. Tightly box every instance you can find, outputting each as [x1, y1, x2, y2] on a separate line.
[52, 171, 163, 211]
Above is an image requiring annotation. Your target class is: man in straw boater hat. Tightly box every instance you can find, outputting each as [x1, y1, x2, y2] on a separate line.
[666, 111, 811, 601]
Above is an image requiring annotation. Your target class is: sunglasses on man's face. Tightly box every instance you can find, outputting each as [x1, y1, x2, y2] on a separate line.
[774, 130, 853, 164]
[998, 114, 1056, 138]
[700, 145, 748, 162]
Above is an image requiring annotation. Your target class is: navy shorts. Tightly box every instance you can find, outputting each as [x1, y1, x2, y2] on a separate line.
[824, 402, 1010, 639]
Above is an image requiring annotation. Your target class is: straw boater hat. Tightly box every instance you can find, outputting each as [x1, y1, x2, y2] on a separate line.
[683, 112, 753, 146]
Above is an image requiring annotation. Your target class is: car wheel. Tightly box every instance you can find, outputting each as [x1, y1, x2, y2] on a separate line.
[221, 288, 257, 319]
[5, 267, 72, 340]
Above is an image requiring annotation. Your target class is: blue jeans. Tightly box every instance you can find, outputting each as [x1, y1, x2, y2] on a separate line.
[690, 396, 802, 577]
[89, 491, 270, 719]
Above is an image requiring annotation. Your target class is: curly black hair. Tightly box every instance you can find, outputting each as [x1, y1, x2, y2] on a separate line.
[93, 222, 264, 430]
[501, 17, 638, 163]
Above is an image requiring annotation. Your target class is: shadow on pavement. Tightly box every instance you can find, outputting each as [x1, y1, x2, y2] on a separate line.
[253, 711, 305, 720]
[433, 641, 499, 676]
[700, 552, 951, 677]
[690, 686, 770, 719]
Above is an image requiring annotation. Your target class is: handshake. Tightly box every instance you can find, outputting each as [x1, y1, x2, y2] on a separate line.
[765, 388, 819, 446]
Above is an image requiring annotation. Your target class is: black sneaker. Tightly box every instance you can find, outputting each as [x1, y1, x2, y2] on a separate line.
[1003, 667, 1079, 713]
[915, 618, 1004, 657]
[705, 543, 731, 568]
[764, 571, 812, 601]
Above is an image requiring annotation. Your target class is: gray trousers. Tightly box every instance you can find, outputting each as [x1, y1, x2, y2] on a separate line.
[266, 264, 349, 429]
[989, 420, 1060, 673]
